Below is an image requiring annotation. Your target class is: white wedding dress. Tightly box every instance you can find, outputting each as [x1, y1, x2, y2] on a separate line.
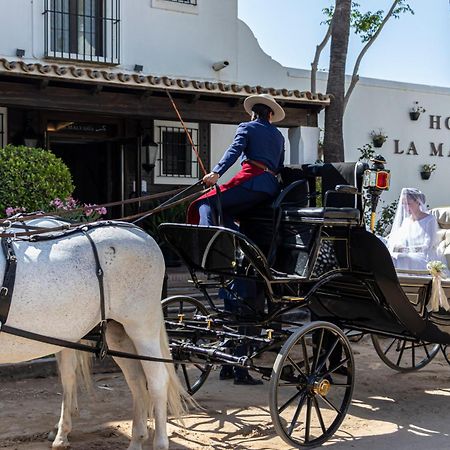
[389, 214, 440, 271]
[387, 188, 443, 272]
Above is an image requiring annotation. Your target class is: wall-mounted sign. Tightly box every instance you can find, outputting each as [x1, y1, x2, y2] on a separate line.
[393, 114, 450, 157]
[47, 121, 117, 136]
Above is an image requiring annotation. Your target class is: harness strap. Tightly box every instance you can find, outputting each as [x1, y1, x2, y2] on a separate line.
[0, 238, 17, 325]
[82, 229, 108, 359]
[0, 323, 176, 363]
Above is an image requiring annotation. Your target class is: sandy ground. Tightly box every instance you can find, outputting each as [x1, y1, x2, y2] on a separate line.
[1, 337, 450, 450]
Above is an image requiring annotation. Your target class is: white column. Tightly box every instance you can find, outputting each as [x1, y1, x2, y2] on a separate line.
[288, 126, 319, 165]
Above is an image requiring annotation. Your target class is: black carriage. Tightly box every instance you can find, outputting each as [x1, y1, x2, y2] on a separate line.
[159, 162, 450, 448]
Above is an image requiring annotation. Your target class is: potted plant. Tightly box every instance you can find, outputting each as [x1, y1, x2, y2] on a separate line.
[420, 163, 436, 180]
[410, 101, 426, 121]
[370, 129, 388, 148]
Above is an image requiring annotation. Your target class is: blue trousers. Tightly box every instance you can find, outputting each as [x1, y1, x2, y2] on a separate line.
[197, 185, 270, 377]
[197, 185, 270, 228]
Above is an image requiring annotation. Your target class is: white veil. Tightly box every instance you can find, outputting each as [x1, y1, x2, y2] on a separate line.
[387, 188, 440, 266]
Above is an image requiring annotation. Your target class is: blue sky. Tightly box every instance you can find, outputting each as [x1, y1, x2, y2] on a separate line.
[238, 0, 450, 88]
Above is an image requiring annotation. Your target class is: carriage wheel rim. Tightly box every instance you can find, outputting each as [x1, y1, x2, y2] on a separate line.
[269, 321, 355, 448]
[162, 295, 213, 395]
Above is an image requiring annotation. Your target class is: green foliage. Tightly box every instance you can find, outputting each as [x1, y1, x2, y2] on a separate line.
[421, 164, 436, 174]
[0, 145, 74, 216]
[357, 143, 375, 162]
[364, 198, 398, 236]
[322, 1, 413, 43]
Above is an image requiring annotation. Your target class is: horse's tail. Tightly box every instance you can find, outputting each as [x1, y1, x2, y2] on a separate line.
[159, 322, 196, 420]
[76, 341, 93, 394]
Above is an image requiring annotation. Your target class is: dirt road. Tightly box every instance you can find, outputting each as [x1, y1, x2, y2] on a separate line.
[1, 337, 450, 449]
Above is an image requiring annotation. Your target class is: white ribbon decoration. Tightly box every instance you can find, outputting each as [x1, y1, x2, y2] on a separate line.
[426, 267, 450, 313]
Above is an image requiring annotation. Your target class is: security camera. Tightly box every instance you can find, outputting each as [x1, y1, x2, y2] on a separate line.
[212, 61, 229, 71]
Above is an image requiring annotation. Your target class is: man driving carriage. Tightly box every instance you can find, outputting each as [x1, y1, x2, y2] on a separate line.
[187, 93, 286, 385]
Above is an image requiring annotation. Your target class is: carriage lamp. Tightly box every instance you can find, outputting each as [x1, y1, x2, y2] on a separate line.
[363, 155, 391, 232]
[141, 134, 159, 173]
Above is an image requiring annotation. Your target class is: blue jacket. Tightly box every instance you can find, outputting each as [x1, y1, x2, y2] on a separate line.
[212, 119, 285, 196]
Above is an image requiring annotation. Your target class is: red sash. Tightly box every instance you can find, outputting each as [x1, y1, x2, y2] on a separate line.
[187, 162, 265, 224]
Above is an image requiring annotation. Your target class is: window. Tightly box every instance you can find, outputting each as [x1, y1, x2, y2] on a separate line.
[154, 120, 199, 184]
[0, 107, 6, 148]
[44, 0, 120, 63]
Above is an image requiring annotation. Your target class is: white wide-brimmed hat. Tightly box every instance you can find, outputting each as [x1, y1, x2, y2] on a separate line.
[243, 93, 286, 123]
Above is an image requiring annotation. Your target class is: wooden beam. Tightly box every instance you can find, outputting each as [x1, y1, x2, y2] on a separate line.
[0, 80, 313, 127]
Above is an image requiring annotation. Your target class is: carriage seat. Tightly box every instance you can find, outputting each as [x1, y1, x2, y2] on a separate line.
[431, 207, 450, 268]
[281, 206, 360, 225]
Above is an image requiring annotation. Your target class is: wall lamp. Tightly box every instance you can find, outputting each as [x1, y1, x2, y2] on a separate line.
[212, 60, 229, 71]
[134, 64, 144, 72]
[16, 48, 25, 58]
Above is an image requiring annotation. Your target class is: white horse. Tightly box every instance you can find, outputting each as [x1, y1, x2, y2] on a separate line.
[0, 219, 187, 450]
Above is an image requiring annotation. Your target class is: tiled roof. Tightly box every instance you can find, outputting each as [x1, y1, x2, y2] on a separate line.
[0, 58, 330, 107]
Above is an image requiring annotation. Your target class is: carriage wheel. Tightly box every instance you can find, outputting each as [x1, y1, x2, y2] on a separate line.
[269, 321, 354, 448]
[440, 345, 450, 365]
[371, 335, 439, 372]
[162, 295, 212, 395]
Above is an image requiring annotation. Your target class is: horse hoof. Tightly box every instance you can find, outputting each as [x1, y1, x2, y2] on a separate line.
[52, 439, 71, 449]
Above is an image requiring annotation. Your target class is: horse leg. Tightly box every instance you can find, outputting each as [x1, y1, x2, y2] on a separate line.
[53, 349, 79, 448]
[123, 322, 171, 450]
[106, 321, 149, 450]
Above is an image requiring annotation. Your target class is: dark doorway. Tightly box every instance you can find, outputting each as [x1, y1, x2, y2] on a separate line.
[50, 140, 119, 206]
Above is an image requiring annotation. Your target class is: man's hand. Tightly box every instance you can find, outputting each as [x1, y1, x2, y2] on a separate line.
[203, 172, 220, 187]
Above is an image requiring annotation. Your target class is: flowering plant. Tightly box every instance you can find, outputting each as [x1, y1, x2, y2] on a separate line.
[5, 197, 107, 223]
[411, 101, 426, 114]
[49, 197, 107, 222]
[421, 164, 436, 174]
[370, 129, 388, 142]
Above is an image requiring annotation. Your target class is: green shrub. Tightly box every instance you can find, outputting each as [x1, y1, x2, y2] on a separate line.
[0, 145, 74, 216]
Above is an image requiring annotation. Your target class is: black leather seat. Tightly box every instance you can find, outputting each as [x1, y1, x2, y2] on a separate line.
[281, 206, 361, 224]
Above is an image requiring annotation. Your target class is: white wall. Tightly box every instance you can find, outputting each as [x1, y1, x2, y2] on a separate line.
[343, 78, 450, 209]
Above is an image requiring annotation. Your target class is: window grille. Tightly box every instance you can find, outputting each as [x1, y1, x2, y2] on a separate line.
[0, 111, 4, 148]
[164, 0, 197, 4]
[43, 0, 120, 63]
[156, 126, 199, 178]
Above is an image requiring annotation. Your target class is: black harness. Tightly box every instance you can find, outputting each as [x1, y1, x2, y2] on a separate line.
[0, 222, 176, 365]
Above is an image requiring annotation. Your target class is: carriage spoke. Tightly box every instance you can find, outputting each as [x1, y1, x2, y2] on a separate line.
[287, 392, 307, 436]
[287, 356, 308, 381]
[412, 341, 416, 367]
[278, 389, 303, 414]
[313, 396, 327, 434]
[323, 356, 350, 377]
[193, 363, 208, 373]
[301, 337, 311, 375]
[316, 338, 340, 375]
[318, 393, 342, 415]
[312, 329, 324, 373]
[181, 364, 192, 392]
[383, 338, 396, 355]
[396, 340, 407, 366]
[423, 343, 431, 359]
[304, 397, 312, 443]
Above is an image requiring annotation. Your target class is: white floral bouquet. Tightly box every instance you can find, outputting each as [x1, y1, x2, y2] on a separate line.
[426, 260, 450, 312]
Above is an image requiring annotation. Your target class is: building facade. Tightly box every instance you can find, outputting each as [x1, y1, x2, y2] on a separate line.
[0, 0, 448, 213]
[0, 0, 327, 217]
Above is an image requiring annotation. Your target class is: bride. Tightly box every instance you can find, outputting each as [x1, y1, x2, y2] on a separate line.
[387, 188, 442, 271]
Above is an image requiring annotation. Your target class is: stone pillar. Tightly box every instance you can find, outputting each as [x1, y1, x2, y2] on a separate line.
[288, 126, 320, 165]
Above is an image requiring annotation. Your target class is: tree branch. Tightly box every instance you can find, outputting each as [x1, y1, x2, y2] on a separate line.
[343, 0, 400, 111]
[311, 20, 333, 93]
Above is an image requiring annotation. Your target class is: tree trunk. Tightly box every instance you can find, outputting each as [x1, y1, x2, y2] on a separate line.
[323, 0, 351, 162]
